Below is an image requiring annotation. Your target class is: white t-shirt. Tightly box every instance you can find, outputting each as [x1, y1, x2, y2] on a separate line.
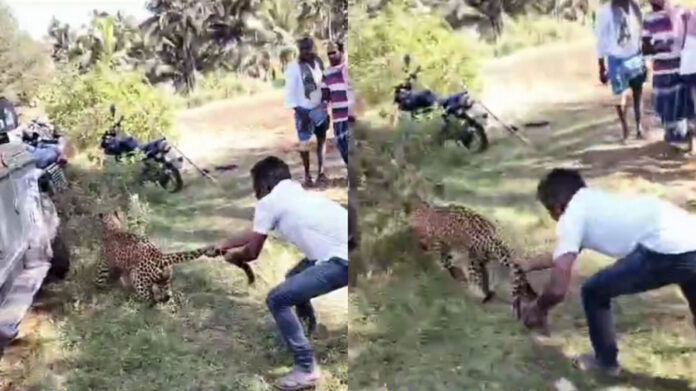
[553, 188, 696, 260]
[284, 60, 324, 110]
[253, 179, 348, 262]
[595, 2, 642, 59]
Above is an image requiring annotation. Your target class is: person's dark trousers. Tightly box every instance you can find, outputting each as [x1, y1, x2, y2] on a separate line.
[267, 257, 348, 372]
[581, 245, 696, 368]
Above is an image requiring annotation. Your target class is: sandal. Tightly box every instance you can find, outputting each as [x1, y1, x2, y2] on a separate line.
[274, 368, 320, 390]
[303, 175, 314, 188]
[316, 173, 329, 186]
[571, 353, 620, 377]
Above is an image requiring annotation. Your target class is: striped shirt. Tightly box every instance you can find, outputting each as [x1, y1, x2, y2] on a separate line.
[321, 62, 352, 123]
[643, 8, 685, 76]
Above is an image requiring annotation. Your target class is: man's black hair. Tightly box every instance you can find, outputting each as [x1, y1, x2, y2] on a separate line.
[537, 168, 587, 211]
[297, 36, 314, 48]
[250, 156, 292, 191]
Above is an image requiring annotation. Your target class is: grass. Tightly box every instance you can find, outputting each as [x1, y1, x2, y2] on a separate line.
[0, 141, 347, 391]
[182, 71, 278, 109]
[349, 93, 696, 390]
[493, 15, 593, 57]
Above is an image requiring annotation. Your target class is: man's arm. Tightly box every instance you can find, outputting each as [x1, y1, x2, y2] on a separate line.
[217, 231, 254, 251]
[522, 254, 554, 272]
[536, 252, 577, 312]
[284, 64, 302, 110]
[225, 232, 267, 264]
[519, 253, 576, 331]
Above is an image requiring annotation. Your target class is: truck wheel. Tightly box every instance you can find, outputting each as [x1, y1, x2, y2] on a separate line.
[46, 234, 70, 283]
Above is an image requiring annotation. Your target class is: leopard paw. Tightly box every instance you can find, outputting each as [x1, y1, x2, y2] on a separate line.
[482, 291, 495, 304]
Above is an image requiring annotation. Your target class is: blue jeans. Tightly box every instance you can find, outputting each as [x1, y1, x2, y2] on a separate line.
[581, 245, 696, 368]
[266, 257, 348, 372]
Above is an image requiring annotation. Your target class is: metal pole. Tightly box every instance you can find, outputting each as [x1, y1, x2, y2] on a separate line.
[474, 100, 533, 146]
[157, 132, 220, 185]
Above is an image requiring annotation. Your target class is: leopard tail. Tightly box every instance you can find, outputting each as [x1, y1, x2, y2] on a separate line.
[159, 247, 218, 267]
[510, 261, 538, 301]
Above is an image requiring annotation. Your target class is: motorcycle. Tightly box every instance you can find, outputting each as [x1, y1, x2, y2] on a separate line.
[393, 56, 489, 152]
[20, 118, 69, 196]
[100, 105, 184, 193]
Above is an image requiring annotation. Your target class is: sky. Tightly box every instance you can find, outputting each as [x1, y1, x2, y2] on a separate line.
[5, 0, 150, 41]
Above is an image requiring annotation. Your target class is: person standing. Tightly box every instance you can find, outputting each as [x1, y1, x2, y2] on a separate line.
[595, 0, 647, 141]
[285, 37, 330, 187]
[643, 0, 695, 150]
[216, 156, 348, 390]
[680, 8, 696, 144]
[321, 41, 354, 166]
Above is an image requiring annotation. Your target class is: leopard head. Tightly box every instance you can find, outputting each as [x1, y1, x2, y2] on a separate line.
[98, 209, 125, 232]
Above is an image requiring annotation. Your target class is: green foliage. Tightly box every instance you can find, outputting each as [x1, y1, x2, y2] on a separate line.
[349, 3, 487, 106]
[493, 14, 592, 56]
[125, 193, 153, 236]
[40, 63, 175, 150]
[0, 1, 52, 103]
[185, 70, 273, 108]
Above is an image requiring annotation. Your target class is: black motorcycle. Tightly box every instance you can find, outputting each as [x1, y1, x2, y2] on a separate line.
[100, 105, 184, 193]
[393, 58, 489, 153]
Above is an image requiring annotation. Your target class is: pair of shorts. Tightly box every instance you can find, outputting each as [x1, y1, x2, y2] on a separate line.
[295, 106, 329, 151]
[608, 54, 646, 96]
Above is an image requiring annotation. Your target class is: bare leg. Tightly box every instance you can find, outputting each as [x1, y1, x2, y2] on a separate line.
[299, 151, 312, 186]
[690, 87, 696, 154]
[616, 91, 630, 142]
[316, 134, 326, 181]
[631, 83, 644, 138]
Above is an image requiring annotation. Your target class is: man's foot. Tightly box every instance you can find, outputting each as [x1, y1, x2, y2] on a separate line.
[572, 353, 620, 377]
[303, 175, 314, 188]
[274, 367, 320, 390]
[316, 173, 329, 186]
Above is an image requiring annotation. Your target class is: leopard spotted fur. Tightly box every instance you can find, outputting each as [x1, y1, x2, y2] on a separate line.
[411, 200, 538, 309]
[97, 211, 221, 304]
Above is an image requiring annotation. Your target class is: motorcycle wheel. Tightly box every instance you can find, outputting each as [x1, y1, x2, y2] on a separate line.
[459, 121, 489, 153]
[157, 163, 183, 193]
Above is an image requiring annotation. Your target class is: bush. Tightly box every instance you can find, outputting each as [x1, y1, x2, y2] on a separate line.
[493, 15, 591, 56]
[185, 71, 273, 108]
[0, 1, 52, 104]
[41, 63, 175, 151]
[349, 3, 487, 106]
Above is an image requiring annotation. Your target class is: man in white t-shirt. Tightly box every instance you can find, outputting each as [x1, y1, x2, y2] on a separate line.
[285, 37, 330, 188]
[215, 156, 348, 390]
[520, 168, 696, 376]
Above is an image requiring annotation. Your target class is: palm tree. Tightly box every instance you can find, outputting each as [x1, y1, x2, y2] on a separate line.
[141, 0, 277, 92]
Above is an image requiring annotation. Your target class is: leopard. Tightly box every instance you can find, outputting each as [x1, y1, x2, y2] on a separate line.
[409, 199, 539, 316]
[96, 210, 255, 304]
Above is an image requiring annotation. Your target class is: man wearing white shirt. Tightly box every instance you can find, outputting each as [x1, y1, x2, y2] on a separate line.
[285, 37, 330, 187]
[595, 0, 647, 141]
[215, 156, 348, 390]
[521, 168, 696, 376]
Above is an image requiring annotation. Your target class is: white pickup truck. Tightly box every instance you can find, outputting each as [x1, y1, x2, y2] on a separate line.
[0, 98, 69, 353]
